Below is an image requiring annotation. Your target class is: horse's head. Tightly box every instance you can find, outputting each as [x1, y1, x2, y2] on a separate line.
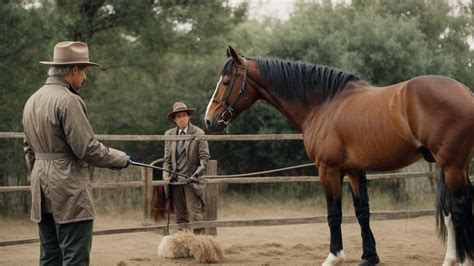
[205, 46, 259, 132]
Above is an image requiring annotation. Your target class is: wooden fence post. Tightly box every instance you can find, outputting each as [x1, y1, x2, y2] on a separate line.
[205, 160, 218, 235]
[142, 167, 153, 225]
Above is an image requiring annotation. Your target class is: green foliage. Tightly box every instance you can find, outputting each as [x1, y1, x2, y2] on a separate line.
[268, 0, 473, 87]
[0, 0, 248, 202]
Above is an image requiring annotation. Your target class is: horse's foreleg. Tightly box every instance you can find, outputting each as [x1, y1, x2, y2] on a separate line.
[349, 172, 380, 266]
[321, 165, 345, 266]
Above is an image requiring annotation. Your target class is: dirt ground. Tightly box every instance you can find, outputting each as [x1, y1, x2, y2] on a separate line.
[0, 215, 455, 265]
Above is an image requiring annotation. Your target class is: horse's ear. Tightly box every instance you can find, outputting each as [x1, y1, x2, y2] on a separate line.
[228, 45, 244, 65]
[226, 47, 231, 58]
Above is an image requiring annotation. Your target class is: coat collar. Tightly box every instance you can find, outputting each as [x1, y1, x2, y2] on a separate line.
[175, 123, 196, 135]
[45, 77, 79, 95]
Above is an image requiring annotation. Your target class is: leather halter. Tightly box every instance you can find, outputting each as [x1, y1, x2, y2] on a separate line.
[212, 61, 249, 127]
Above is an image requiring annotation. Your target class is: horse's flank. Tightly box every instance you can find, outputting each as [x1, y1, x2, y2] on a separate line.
[308, 76, 471, 172]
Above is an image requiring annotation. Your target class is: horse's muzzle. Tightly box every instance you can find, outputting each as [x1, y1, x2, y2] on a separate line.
[205, 117, 228, 133]
[205, 118, 211, 129]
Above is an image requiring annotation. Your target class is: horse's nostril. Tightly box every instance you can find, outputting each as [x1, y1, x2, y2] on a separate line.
[205, 119, 211, 129]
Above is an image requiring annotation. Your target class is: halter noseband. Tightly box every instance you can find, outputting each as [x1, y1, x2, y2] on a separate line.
[213, 61, 249, 127]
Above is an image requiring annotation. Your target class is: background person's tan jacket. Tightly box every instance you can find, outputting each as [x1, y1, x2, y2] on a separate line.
[162, 123, 210, 199]
[22, 77, 127, 224]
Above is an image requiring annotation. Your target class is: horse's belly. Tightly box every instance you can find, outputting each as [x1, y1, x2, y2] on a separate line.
[344, 141, 421, 172]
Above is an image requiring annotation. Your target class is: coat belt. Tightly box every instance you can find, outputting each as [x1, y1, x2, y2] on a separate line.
[35, 152, 76, 160]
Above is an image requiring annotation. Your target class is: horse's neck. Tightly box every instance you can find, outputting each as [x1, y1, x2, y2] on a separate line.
[256, 80, 369, 133]
[256, 85, 309, 132]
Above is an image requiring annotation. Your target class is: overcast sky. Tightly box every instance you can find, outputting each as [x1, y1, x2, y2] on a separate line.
[229, 0, 296, 21]
[228, 0, 355, 20]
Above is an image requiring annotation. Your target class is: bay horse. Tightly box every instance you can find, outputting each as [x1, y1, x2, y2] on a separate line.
[204, 46, 474, 266]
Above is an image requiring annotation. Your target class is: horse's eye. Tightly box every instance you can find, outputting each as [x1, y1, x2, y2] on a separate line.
[222, 80, 230, 87]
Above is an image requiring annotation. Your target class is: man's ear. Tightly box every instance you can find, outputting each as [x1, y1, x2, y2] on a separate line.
[71, 66, 79, 75]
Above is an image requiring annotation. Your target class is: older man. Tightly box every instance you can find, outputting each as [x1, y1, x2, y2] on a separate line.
[163, 102, 210, 234]
[22, 41, 131, 265]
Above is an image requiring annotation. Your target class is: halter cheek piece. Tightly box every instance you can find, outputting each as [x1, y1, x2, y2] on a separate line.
[212, 62, 249, 128]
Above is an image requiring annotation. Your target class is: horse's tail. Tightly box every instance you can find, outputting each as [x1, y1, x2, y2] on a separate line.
[436, 166, 474, 262]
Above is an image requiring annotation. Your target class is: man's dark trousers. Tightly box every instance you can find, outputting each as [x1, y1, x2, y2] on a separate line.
[38, 213, 93, 265]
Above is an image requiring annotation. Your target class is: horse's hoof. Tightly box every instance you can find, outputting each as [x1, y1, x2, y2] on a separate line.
[441, 258, 457, 266]
[358, 259, 379, 266]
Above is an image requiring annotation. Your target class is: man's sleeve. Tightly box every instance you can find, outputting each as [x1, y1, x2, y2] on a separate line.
[23, 135, 34, 183]
[196, 136, 210, 176]
[60, 96, 127, 168]
[162, 135, 171, 179]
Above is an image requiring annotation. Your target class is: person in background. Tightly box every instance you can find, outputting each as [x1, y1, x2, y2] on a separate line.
[163, 101, 210, 234]
[22, 41, 132, 265]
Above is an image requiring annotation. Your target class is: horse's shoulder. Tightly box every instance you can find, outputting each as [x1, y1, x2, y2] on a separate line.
[303, 127, 345, 166]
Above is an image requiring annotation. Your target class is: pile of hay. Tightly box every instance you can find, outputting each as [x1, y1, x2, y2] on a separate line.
[158, 231, 223, 263]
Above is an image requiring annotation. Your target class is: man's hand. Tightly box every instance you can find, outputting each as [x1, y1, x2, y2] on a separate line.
[189, 172, 204, 183]
[126, 155, 132, 166]
[122, 155, 132, 168]
[110, 155, 132, 171]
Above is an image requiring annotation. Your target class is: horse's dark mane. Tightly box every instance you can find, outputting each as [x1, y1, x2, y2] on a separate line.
[221, 57, 360, 105]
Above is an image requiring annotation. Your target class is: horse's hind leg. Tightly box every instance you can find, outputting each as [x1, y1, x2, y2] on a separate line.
[320, 165, 345, 266]
[436, 153, 474, 265]
[442, 212, 458, 266]
[348, 171, 380, 266]
[432, 138, 474, 265]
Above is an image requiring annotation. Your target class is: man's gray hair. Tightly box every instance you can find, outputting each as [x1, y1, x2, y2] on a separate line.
[48, 66, 72, 77]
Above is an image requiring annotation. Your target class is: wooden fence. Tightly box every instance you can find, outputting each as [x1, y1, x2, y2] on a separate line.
[0, 132, 472, 247]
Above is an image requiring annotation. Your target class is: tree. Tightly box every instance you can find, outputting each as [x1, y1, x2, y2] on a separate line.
[365, 0, 473, 87]
[0, 0, 248, 214]
[266, 0, 472, 88]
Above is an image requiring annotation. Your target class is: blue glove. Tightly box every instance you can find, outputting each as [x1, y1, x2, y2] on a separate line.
[125, 155, 133, 168]
[110, 155, 132, 171]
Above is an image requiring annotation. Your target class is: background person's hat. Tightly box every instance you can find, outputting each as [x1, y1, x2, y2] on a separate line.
[40, 41, 101, 66]
[166, 102, 196, 123]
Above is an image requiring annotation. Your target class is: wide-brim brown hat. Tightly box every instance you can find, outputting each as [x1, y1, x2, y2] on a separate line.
[40, 41, 100, 66]
[166, 102, 196, 123]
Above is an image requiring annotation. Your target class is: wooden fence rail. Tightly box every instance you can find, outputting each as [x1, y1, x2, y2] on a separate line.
[0, 132, 303, 141]
[1, 132, 472, 247]
[0, 172, 438, 193]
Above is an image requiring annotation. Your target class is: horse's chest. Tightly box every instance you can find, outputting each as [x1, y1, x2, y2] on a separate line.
[303, 126, 345, 166]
